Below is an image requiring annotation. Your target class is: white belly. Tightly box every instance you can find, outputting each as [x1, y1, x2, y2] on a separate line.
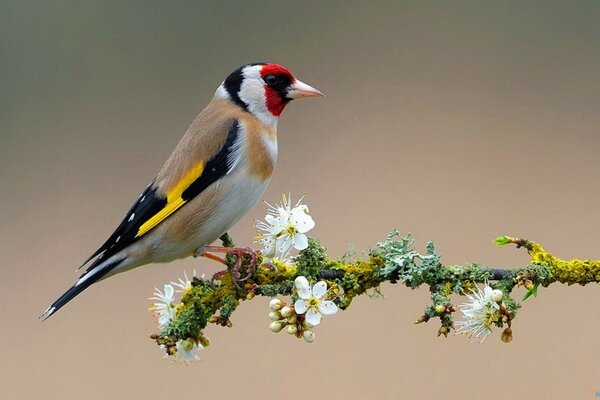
[187, 171, 269, 248]
[132, 169, 269, 264]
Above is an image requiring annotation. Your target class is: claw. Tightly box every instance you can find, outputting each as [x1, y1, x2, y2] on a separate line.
[202, 246, 260, 289]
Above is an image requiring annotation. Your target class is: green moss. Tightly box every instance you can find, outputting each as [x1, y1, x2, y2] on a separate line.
[217, 296, 239, 325]
[163, 304, 210, 340]
[335, 258, 381, 308]
[502, 293, 521, 316]
[294, 238, 328, 279]
[255, 281, 294, 297]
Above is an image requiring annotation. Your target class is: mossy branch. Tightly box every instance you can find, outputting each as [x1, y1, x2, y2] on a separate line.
[151, 231, 600, 354]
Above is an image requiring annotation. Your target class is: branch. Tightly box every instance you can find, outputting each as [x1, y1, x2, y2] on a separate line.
[150, 231, 600, 360]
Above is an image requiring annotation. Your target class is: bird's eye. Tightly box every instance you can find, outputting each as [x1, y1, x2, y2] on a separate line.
[264, 74, 278, 86]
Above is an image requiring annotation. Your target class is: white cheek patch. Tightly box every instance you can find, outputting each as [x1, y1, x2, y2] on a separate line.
[238, 65, 278, 127]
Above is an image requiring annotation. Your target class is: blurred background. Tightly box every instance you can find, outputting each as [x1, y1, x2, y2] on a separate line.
[2, 1, 600, 399]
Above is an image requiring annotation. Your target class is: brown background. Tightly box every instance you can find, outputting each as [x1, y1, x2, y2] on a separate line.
[2, 1, 600, 399]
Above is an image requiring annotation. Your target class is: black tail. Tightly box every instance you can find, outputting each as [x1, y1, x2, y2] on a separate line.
[41, 257, 125, 320]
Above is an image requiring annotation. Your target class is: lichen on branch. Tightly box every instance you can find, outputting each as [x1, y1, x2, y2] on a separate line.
[150, 229, 600, 362]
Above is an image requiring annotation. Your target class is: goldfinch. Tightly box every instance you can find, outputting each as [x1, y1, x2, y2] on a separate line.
[42, 63, 323, 319]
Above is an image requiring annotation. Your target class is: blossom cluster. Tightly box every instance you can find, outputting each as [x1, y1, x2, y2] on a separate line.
[255, 194, 315, 261]
[455, 282, 506, 342]
[268, 276, 338, 342]
[149, 271, 206, 363]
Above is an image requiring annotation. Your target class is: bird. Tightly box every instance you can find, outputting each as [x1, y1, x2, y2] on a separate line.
[41, 63, 323, 319]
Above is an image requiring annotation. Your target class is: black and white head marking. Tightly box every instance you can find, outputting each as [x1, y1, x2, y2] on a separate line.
[217, 63, 280, 126]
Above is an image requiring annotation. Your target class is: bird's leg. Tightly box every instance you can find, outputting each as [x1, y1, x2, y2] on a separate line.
[202, 252, 227, 264]
[195, 233, 238, 276]
[194, 245, 227, 264]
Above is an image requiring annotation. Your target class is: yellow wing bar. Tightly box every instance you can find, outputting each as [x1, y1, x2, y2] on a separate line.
[135, 162, 204, 238]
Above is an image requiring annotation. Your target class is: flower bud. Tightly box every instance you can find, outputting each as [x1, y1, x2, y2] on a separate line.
[434, 304, 446, 314]
[286, 315, 297, 324]
[280, 306, 294, 318]
[198, 336, 211, 347]
[501, 327, 513, 343]
[269, 321, 285, 333]
[269, 311, 281, 321]
[303, 330, 315, 343]
[491, 289, 503, 302]
[269, 298, 284, 311]
[285, 324, 298, 335]
[437, 326, 449, 337]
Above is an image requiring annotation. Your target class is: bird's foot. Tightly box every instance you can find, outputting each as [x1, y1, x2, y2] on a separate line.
[202, 246, 260, 289]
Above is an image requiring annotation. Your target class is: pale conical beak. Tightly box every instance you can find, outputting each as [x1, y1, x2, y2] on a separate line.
[286, 79, 325, 99]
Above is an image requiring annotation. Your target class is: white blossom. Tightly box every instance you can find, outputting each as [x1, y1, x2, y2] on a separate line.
[173, 339, 203, 364]
[293, 276, 338, 326]
[149, 284, 178, 329]
[455, 283, 503, 342]
[255, 194, 315, 260]
[171, 270, 198, 295]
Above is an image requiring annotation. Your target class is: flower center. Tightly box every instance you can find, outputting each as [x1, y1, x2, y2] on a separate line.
[478, 306, 500, 327]
[308, 298, 320, 308]
[181, 339, 194, 352]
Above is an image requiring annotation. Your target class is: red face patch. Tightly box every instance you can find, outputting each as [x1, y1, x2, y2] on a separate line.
[260, 64, 294, 81]
[264, 88, 287, 116]
[260, 64, 295, 117]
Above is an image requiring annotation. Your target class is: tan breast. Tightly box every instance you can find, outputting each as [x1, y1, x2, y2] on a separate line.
[239, 114, 277, 180]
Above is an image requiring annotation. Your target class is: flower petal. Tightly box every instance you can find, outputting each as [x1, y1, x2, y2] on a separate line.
[265, 214, 286, 233]
[295, 276, 311, 299]
[292, 233, 309, 251]
[294, 299, 308, 314]
[259, 236, 276, 257]
[305, 308, 322, 326]
[276, 235, 293, 253]
[483, 285, 494, 300]
[163, 284, 175, 300]
[174, 339, 202, 363]
[275, 205, 290, 221]
[290, 207, 315, 233]
[312, 281, 327, 299]
[318, 300, 338, 315]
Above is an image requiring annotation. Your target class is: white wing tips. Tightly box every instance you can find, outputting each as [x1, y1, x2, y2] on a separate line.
[40, 306, 56, 321]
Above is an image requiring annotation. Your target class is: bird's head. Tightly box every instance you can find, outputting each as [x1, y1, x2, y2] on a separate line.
[217, 63, 324, 126]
